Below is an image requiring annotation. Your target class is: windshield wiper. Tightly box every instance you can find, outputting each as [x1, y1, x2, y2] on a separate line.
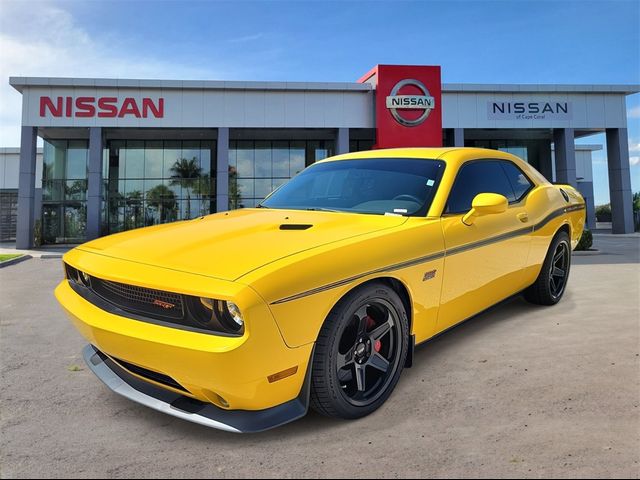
[255, 203, 269, 208]
[305, 207, 343, 213]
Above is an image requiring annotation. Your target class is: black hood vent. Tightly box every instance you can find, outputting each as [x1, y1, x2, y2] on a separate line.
[279, 224, 313, 230]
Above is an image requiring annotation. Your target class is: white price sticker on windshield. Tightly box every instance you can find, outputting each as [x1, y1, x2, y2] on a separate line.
[426, 179, 435, 187]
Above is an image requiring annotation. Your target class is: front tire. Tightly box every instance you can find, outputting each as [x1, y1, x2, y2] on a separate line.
[524, 230, 572, 305]
[310, 282, 409, 419]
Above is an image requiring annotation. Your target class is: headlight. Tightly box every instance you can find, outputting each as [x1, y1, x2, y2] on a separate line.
[186, 297, 244, 336]
[65, 264, 91, 287]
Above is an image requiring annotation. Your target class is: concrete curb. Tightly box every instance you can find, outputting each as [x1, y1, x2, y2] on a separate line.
[0, 254, 32, 268]
[572, 249, 601, 256]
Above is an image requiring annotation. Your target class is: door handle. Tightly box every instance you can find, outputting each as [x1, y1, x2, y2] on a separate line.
[517, 213, 529, 223]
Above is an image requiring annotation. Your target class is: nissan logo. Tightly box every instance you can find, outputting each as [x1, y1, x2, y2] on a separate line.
[385, 79, 435, 127]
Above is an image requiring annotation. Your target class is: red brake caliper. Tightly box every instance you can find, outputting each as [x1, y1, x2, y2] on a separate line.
[365, 315, 382, 353]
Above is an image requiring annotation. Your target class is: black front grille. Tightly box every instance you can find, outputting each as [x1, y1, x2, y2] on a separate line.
[110, 355, 188, 393]
[90, 276, 185, 320]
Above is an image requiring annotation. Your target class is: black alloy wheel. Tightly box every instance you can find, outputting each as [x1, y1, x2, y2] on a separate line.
[549, 241, 570, 299]
[310, 282, 409, 419]
[524, 230, 572, 306]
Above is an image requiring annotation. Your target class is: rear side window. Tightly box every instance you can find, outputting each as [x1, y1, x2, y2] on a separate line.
[500, 161, 533, 201]
[446, 160, 516, 214]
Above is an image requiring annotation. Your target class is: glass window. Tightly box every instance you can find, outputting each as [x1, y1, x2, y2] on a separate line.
[125, 140, 144, 179]
[67, 141, 88, 179]
[446, 161, 516, 214]
[262, 158, 444, 216]
[228, 139, 335, 210]
[102, 139, 216, 236]
[144, 141, 164, 178]
[289, 141, 305, 175]
[272, 141, 289, 177]
[236, 141, 255, 177]
[254, 141, 272, 177]
[163, 141, 181, 178]
[500, 161, 533, 201]
[41, 140, 89, 244]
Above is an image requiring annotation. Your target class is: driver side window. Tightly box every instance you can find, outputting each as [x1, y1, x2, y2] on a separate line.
[446, 160, 516, 214]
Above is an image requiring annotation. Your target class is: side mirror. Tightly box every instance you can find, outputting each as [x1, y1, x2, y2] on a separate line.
[462, 193, 508, 226]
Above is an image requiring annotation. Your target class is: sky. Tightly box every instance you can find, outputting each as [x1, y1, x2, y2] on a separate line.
[0, 0, 638, 205]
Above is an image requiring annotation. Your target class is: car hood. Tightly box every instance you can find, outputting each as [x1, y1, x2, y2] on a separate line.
[77, 209, 407, 281]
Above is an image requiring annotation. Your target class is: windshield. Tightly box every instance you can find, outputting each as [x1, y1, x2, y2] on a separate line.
[260, 158, 445, 216]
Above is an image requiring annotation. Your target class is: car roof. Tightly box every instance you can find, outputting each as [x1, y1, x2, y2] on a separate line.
[319, 147, 547, 185]
[321, 147, 521, 164]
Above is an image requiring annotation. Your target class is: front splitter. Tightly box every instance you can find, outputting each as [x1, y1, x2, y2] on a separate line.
[82, 344, 311, 433]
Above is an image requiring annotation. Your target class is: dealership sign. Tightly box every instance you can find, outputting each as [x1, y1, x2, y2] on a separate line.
[360, 65, 442, 148]
[488, 101, 572, 120]
[385, 79, 435, 127]
[39, 96, 164, 118]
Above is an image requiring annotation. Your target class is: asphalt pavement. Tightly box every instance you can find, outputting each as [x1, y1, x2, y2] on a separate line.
[1, 235, 638, 478]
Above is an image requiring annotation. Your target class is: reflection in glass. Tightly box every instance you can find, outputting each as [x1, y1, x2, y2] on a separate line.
[41, 140, 89, 244]
[228, 139, 334, 209]
[102, 139, 215, 235]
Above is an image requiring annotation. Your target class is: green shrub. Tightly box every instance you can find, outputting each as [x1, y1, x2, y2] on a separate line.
[595, 204, 611, 222]
[575, 227, 593, 251]
[33, 219, 42, 248]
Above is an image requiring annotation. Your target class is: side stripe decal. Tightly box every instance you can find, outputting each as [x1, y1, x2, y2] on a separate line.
[270, 204, 585, 305]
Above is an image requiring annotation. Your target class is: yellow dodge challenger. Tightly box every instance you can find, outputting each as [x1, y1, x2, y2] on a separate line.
[56, 147, 585, 432]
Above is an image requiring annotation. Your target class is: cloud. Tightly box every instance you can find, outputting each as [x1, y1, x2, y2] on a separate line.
[0, 1, 224, 145]
[630, 156, 640, 166]
[227, 33, 264, 43]
[628, 105, 640, 119]
[630, 141, 640, 153]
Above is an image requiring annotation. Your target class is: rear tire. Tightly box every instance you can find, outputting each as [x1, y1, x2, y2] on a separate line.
[524, 230, 571, 305]
[310, 282, 409, 419]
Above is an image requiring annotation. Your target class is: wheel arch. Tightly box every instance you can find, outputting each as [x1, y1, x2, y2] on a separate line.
[349, 276, 413, 332]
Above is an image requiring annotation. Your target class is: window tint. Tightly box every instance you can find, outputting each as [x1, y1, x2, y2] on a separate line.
[500, 161, 533, 201]
[446, 161, 516, 213]
[261, 158, 444, 216]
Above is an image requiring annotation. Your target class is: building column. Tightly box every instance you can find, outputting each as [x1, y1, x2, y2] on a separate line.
[453, 128, 464, 147]
[538, 140, 553, 182]
[606, 128, 634, 234]
[86, 127, 103, 240]
[16, 126, 37, 249]
[553, 128, 577, 187]
[576, 181, 597, 229]
[336, 128, 349, 154]
[216, 127, 229, 212]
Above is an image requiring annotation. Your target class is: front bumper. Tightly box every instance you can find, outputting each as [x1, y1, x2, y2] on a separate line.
[55, 252, 313, 413]
[83, 344, 311, 433]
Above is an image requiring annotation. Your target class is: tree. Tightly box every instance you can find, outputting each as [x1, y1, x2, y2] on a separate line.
[192, 173, 213, 216]
[169, 157, 202, 219]
[125, 190, 144, 229]
[146, 184, 176, 224]
[228, 165, 241, 210]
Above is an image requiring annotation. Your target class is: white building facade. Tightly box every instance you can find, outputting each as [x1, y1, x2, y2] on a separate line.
[5, 67, 638, 247]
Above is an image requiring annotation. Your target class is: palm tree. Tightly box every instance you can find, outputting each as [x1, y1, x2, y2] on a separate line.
[125, 190, 143, 229]
[228, 166, 241, 210]
[169, 157, 202, 219]
[146, 184, 176, 224]
[192, 173, 213, 216]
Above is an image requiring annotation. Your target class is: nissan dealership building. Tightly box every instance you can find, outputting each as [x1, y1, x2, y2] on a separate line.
[4, 64, 639, 248]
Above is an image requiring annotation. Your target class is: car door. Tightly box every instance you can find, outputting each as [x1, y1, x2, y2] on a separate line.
[437, 159, 534, 332]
